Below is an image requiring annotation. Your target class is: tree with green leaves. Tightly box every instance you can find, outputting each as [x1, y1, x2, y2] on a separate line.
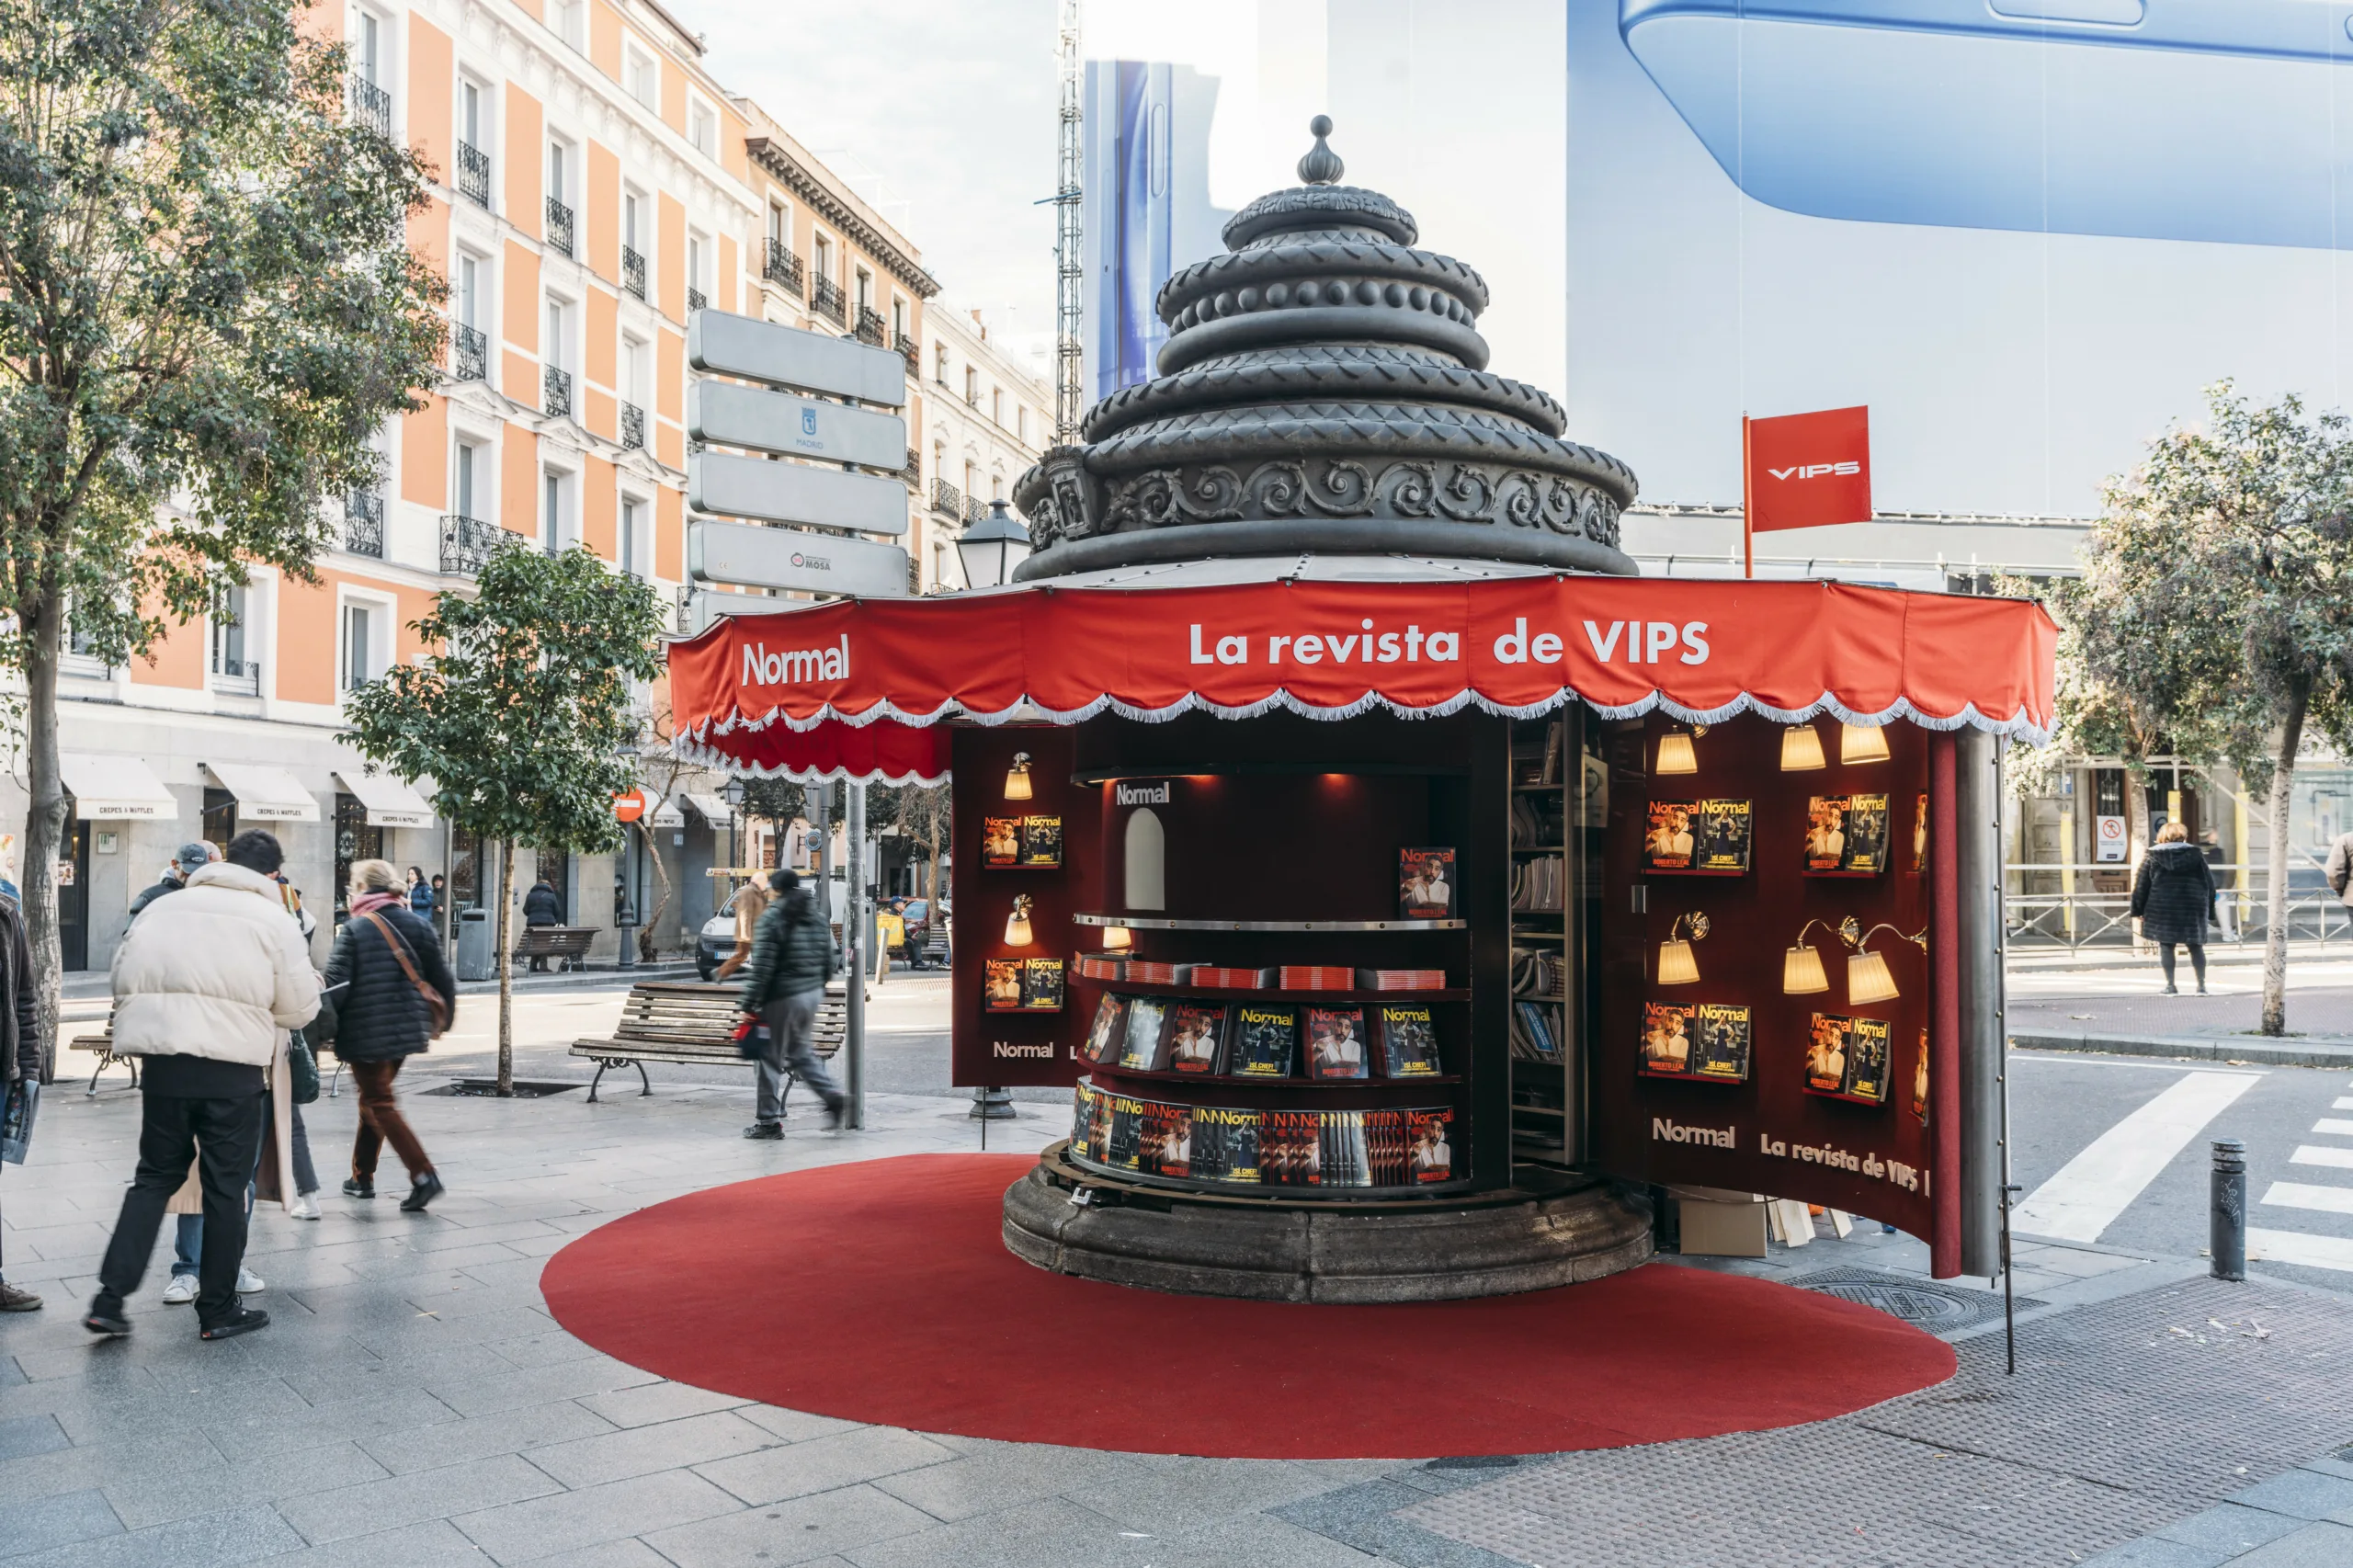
[2063, 382, 2353, 1034]
[344, 545, 665, 1093]
[0, 0, 441, 1040]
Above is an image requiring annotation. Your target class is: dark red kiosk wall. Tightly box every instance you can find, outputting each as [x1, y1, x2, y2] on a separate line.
[949, 727, 1101, 1088]
[1589, 713, 1940, 1240]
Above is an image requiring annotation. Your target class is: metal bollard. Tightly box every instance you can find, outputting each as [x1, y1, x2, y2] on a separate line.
[2211, 1139, 2247, 1282]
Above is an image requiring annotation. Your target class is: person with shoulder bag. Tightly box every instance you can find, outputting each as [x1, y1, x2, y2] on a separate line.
[737, 869, 845, 1138]
[323, 859, 457, 1210]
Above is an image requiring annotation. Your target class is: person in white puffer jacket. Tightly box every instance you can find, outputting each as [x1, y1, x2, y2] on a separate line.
[85, 831, 321, 1343]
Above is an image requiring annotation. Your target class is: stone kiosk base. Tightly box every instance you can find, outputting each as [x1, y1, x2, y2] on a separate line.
[1004, 1144, 1655, 1303]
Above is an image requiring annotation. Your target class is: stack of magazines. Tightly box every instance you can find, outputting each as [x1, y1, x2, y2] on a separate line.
[1510, 857, 1564, 912]
[1510, 946, 1569, 998]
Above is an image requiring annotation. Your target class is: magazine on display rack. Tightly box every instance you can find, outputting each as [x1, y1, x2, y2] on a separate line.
[1020, 815, 1063, 868]
[1647, 801, 1749, 874]
[1406, 1108, 1455, 1182]
[1805, 794, 1891, 876]
[1693, 800, 1752, 873]
[1306, 1006, 1370, 1080]
[1643, 801, 1695, 869]
[1399, 847, 1456, 918]
[1083, 994, 1128, 1063]
[1643, 1002, 1752, 1084]
[1165, 1002, 1226, 1074]
[1119, 998, 1171, 1071]
[1378, 1004, 1442, 1076]
[1913, 792, 1929, 873]
[982, 817, 1020, 868]
[1105, 1094, 1147, 1169]
[1020, 959, 1064, 1012]
[1639, 1001, 1695, 1077]
[1070, 1081, 1095, 1158]
[1805, 1014, 1893, 1105]
[1262, 1109, 1324, 1186]
[1913, 1027, 1930, 1124]
[983, 960, 1023, 1011]
[1228, 1004, 1298, 1077]
[1190, 1105, 1261, 1183]
[1139, 1100, 1192, 1177]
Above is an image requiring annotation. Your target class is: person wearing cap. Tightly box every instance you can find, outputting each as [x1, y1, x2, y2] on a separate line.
[736, 869, 844, 1138]
[129, 842, 214, 919]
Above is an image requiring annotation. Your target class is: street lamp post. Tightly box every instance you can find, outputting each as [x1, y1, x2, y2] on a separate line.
[955, 500, 1031, 589]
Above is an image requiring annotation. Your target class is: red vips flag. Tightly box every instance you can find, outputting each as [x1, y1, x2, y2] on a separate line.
[1742, 405, 1872, 574]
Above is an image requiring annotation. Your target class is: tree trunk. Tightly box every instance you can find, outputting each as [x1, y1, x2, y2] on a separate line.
[634, 818, 672, 961]
[496, 837, 515, 1094]
[19, 596, 67, 1080]
[2261, 692, 2308, 1036]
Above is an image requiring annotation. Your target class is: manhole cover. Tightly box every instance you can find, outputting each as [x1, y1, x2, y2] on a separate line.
[421, 1079, 584, 1098]
[1795, 1267, 2039, 1332]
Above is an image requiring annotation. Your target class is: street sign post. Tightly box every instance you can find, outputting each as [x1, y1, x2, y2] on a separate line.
[688, 451, 910, 536]
[688, 518, 908, 599]
[688, 381, 908, 471]
[688, 310, 907, 407]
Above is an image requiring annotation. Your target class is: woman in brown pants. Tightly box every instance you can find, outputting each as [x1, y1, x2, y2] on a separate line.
[323, 859, 458, 1210]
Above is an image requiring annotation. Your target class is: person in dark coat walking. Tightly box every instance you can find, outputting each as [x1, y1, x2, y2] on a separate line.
[323, 859, 457, 1210]
[521, 877, 562, 970]
[0, 892, 45, 1312]
[2131, 821, 2219, 994]
[128, 843, 213, 918]
[737, 870, 844, 1137]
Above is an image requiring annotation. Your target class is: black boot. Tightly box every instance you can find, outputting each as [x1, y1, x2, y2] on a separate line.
[400, 1172, 445, 1212]
[199, 1304, 269, 1341]
[342, 1176, 375, 1199]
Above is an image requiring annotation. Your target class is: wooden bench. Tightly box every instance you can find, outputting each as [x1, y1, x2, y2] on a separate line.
[514, 925, 597, 971]
[68, 1020, 138, 1095]
[569, 980, 847, 1104]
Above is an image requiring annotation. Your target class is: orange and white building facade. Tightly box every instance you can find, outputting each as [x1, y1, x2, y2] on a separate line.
[30, 0, 941, 971]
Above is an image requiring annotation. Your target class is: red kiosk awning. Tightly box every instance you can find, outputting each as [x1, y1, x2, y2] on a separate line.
[669, 576, 2057, 782]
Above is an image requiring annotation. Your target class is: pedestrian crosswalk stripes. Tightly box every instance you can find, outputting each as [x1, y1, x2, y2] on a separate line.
[2335, 1096, 2353, 1110]
[2247, 1227, 2353, 1273]
[2013, 1070, 2258, 1243]
[2260, 1180, 2353, 1218]
[2290, 1144, 2353, 1170]
[2313, 1119, 2353, 1136]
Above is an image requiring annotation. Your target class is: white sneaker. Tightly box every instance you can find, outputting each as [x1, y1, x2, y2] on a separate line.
[161, 1274, 198, 1305]
[235, 1267, 264, 1294]
[288, 1193, 320, 1221]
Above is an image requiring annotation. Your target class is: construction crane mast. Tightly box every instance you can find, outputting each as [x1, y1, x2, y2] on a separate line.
[1053, 0, 1084, 443]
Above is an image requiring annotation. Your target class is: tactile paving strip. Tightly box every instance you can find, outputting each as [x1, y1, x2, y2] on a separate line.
[1397, 1278, 2353, 1568]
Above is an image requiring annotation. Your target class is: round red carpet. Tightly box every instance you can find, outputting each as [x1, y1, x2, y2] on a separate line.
[542, 1153, 1953, 1460]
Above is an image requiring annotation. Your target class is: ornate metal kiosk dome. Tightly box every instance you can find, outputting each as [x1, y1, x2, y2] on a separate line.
[1012, 117, 1639, 580]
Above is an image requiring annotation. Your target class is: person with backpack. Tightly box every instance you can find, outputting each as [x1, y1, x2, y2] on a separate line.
[737, 869, 845, 1138]
[321, 859, 456, 1210]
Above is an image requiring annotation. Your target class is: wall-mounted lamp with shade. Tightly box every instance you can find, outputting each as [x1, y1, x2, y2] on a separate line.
[1847, 922, 1927, 1004]
[1782, 916, 1842, 994]
[1654, 724, 1704, 776]
[1101, 925, 1132, 951]
[1656, 911, 1710, 985]
[1003, 752, 1033, 801]
[1779, 723, 1827, 771]
[1004, 893, 1034, 948]
[1839, 722, 1892, 764]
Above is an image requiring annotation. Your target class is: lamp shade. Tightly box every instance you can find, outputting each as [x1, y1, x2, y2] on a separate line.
[1656, 937, 1700, 985]
[1780, 725, 1827, 771]
[1782, 942, 1830, 994]
[1102, 925, 1132, 951]
[1003, 752, 1033, 801]
[956, 500, 1032, 589]
[1004, 895, 1034, 948]
[1654, 731, 1697, 775]
[1847, 948, 1900, 1005]
[1840, 722, 1892, 764]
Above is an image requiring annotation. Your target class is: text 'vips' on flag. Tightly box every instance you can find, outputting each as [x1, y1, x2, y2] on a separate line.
[1745, 405, 1872, 534]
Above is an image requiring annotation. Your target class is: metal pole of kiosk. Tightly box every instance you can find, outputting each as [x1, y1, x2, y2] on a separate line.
[845, 779, 866, 1130]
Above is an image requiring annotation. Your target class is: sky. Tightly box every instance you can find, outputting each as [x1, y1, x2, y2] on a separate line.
[692, 0, 1063, 374]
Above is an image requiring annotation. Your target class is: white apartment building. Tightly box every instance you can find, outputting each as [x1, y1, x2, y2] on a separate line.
[20, 0, 938, 971]
[917, 304, 1051, 590]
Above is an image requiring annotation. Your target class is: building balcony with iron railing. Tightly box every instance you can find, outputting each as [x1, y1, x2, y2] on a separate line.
[440, 514, 503, 576]
[452, 323, 486, 383]
[764, 239, 802, 297]
[895, 330, 919, 370]
[456, 142, 490, 209]
[546, 196, 574, 258]
[621, 402, 645, 451]
[931, 478, 962, 518]
[543, 364, 573, 419]
[812, 275, 845, 325]
[855, 306, 886, 347]
[623, 246, 646, 301]
[966, 496, 989, 526]
[902, 447, 922, 489]
[349, 77, 391, 138]
[345, 491, 385, 558]
[688, 286, 707, 314]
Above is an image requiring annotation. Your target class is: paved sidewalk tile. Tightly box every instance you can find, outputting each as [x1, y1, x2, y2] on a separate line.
[275, 1450, 563, 1544]
[219, 1517, 490, 1568]
[2, 1502, 302, 1568]
[525, 1408, 779, 1488]
[2229, 1469, 2353, 1524]
[0, 1488, 122, 1558]
[0, 1414, 71, 1462]
[2153, 1502, 2309, 1556]
[355, 1399, 615, 1475]
[642, 1482, 938, 1567]
[2234, 1521, 2353, 1565]
[449, 1467, 743, 1563]
[694, 1425, 959, 1507]
[574, 1380, 750, 1428]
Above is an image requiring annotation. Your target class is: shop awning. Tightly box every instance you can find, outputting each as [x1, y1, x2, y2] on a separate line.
[334, 769, 436, 828]
[203, 762, 321, 823]
[681, 792, 734, 824]
[667, 568, 2058, 782]
[60, 752, 178, 820]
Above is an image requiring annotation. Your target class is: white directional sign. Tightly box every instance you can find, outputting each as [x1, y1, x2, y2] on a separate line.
[688, 381, 907, 471]
[688, 450, 909, 537]
[688, 310, 906, 407]
[689, 518, 909, 599]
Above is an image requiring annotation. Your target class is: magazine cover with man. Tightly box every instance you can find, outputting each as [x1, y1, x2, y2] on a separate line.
[1398, 846, 1457, 918]
[1306, 1006, 1370, 1080]
[1379, 1004, 1442, 1076]
[1406, 1108, 1455, 1183]
[1020, 814, 1063, 868]
[1083, 994, 1129, 1064]
[1840, 794, 1891, 874]
[1139, 1100, 1192, 1177]
[1228, 1003, 1298, 1076]
[1262, 1109, 1323, 1185]
[1165, 1002, 1226, 1074]
[1104, 1094, 1148, 1169]
[982, 816, 1021, 868]
[1643, 801, 1696, 870]
[1693, 799, 1753, 873]
[1691, 1004, 1753, 1081]
[1639, 1001, 1695, 1078]
[1913, 1026, 1930, 1124]
[983, 959, 1024, 1012]
[1019, 958, 1064, 1012]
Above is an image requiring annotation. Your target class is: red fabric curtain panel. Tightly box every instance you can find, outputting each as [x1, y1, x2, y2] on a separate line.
[669, 578, 2056, 779]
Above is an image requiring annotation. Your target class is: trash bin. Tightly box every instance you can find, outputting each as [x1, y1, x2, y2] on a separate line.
[456, 908, 494, 982]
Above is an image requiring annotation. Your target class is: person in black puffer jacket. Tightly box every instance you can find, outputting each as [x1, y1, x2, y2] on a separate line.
[323, 859, 458, 1210]
[737, 870, 842, 1138]
[2131, 821, 2218, 994]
